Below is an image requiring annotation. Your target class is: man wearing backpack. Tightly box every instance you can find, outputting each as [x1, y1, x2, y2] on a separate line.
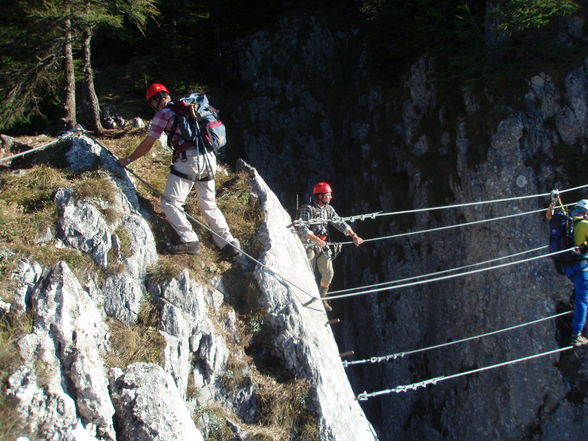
[296, 182, 363, 312]
[558, 199, 588, 346]
[117, 83, 239, 260]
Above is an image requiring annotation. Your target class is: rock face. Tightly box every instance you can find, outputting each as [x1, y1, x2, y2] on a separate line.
[9, 261, 115, 441]
[244, 160, 378, 440]
[109, 363, 203, 441]
[5, 135, 376, 440]
[217, 11, 588, 441]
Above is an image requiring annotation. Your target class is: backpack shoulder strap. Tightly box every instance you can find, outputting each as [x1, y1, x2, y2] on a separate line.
[167, 116, 180, 149]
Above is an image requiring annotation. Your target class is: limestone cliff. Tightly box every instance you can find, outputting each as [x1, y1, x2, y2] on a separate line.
[217, 11, 588, 441]
[2, 136, 377, 440]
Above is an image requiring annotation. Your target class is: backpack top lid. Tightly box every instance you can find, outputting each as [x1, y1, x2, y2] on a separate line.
[179, 93, 213, 119]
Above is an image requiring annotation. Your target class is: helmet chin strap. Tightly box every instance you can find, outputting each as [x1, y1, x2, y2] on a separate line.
[154, 96, 164, 110]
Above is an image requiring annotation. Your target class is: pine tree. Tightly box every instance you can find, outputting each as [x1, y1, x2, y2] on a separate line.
[0, 0, 158, 133]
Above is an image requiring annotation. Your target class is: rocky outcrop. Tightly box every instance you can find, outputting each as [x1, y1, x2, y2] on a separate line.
[8, 261, 115, 441]
[244, 160, 378, 440]
[5, 135, 376, 440]
[109, 363, 202, 441]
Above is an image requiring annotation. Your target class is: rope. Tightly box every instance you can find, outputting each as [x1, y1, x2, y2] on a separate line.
[329, 245, 548, 295]
[0, 128, 82, 163]
[81, 132, 320, 306]
[356, 346, 574, 400]
[330, 205, 567, 246]
[292, 184, 588, 227]
[327, 248, 576, 301]
[343, 311, 571, 367]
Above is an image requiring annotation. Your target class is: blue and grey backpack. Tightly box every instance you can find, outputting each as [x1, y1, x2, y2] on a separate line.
[166, 93, 227, 159]
[549, 211, 582, 273]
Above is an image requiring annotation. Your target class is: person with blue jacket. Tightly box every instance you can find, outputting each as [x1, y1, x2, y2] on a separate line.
[561, 199, 588, 346]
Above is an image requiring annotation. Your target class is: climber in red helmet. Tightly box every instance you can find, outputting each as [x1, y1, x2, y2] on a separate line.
[116, 83, 239, 260]
[296, 182, 363, 312]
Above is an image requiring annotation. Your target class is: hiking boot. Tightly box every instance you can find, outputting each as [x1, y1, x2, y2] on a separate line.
[220, 241, 240, 261]
[163, 240, 200, 255]
[319, 286, 332, 312]
[571, 333, 588, 346]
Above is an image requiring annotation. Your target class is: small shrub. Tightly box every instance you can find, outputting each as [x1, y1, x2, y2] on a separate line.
[494, 0, 580, 33]
[194, 407, 234, 441]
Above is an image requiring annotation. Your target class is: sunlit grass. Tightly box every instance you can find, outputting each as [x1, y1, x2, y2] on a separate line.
[104, 300, 166, 369]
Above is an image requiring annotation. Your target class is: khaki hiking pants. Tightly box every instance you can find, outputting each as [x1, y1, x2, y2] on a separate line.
[161, 149, 234, 248]
[306, 247, 334, 285]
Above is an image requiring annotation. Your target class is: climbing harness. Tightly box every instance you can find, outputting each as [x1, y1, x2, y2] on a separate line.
[329, 243, 342, 261]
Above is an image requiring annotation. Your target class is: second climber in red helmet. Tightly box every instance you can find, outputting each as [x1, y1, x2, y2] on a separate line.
[116, 83, 240, 260]
[296, 181, 363, 312]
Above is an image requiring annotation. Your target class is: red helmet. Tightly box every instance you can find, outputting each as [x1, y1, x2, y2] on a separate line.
[312, 182, 332, 195]
[145, 83, 170, 102]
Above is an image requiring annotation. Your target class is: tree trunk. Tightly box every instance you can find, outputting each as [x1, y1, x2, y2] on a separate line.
[63, 14, 77, 129]
[81, 26, 103, 134]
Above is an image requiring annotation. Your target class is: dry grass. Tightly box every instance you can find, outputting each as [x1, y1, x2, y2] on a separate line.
[253, 376, 319, 441]
[194, 405, 236, 441]
[0, 165, 67, 247]
[0, 163, 107, 287]
[213, 169, 263, 257]
[104, 300, 166, 369]
[194, 374, 320, 441]
[205, 306, 320, 441]
[0, 247, 18, 302]
[73, 170, 119, 205]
